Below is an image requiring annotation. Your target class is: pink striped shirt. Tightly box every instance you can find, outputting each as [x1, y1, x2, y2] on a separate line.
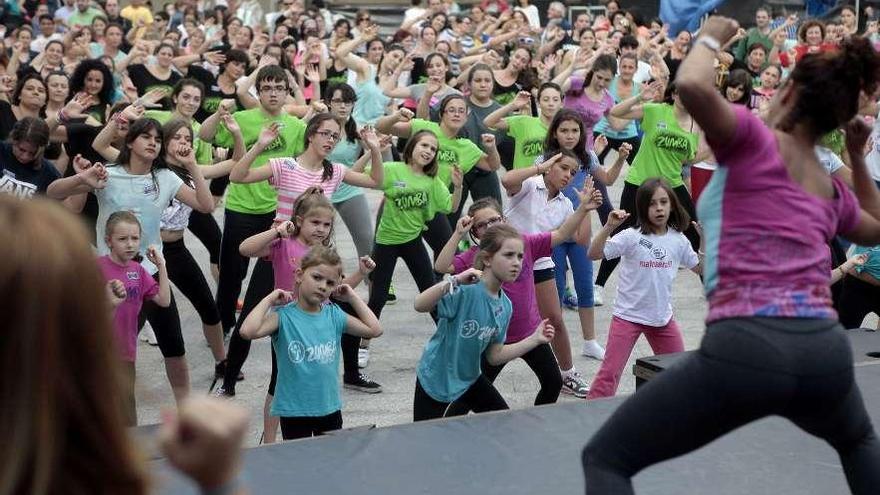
[268, 158, 346, 221]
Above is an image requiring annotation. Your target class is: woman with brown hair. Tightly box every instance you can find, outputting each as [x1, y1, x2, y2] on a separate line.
[0, 195, 249, 495]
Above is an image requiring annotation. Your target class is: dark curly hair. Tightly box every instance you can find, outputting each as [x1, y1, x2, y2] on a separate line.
[68, 58, 114, 107]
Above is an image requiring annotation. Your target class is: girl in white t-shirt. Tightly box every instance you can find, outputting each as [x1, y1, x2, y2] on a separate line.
[586, 178, 704, 398]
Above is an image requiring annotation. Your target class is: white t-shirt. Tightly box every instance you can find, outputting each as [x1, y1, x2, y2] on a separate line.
[604, 227, 699, 326]
[865, 112, 880, 182]
[815, 145, 845, 176]
[505, 175, 574, 270]
[632, 60, 653, 84]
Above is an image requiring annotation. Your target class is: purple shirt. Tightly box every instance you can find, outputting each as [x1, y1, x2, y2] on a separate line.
[564, 80, 615, 150]
[98, 256, 159, 362]
[453, 232, 551, 343]
[699, 105, 860, 322]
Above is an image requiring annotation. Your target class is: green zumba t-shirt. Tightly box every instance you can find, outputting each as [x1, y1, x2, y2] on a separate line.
[374, 161, 452, 245]
[624, 103, 697, 188]
[144, 110, 214, 166]
[504, 115, 548, 170]
[410, 119, 484, 186]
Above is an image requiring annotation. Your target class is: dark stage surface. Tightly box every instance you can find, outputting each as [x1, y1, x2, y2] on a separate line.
[151, 330, 880, 494]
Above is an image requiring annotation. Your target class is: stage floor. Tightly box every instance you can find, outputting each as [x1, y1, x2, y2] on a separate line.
[152, 355, 880, 494]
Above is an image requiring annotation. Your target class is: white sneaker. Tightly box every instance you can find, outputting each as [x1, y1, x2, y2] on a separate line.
[582, 340, 606, 360]
[593, 285, 605, 306]
[139, 325, 158, 346]
[561, 370, 590, 398]
[358, 348, 370, 368]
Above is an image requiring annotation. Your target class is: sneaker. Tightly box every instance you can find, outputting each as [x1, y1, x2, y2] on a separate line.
[593, 285, 605, 306]
[214, 360, 245, 381]
[358, 348, 370, 368]
[212, 386, 235, 398]
[386, 284, 397, 305]
[581, 340, 606, 360]
[344, 373, 383, 394]
[562, 287, 578, 310]
[139, 326, 158, 346]
[561, 371, 590, 398]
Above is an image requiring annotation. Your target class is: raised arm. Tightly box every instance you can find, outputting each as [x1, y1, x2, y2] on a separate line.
[46, 156, 108, 199]
[675, 17, 740, 149]
[240, 290, 287, 340]
[414, 268, 480, 313]
[587, 209, 628, 259]
[476, 134, 501, 171]
[342, 127, 384, 189]
[375, 107, 415, 137]
[485, 318, 553, 366]
[146, 247, 172, 307]
[240, 221, 290, 258]
[435, 216, 472, 273]
[198, 99, 236, 143]
[483, 91, 531, 132]
[501, 152, 555, 196]
[228, 122, 278, 184]
[334, 285, 382, 338]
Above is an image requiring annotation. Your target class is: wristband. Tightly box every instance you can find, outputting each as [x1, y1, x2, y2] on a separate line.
[443, 273, 459, 295]
[696, 36, 721, 53]
[58, 109, 70, 123]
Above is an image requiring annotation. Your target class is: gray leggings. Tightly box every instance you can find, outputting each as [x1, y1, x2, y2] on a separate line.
[334, 194, 374, 258]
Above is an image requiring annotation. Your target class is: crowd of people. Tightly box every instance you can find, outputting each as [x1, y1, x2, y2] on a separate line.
[4, 0, 880, 491]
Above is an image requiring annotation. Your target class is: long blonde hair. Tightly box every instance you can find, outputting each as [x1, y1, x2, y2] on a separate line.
[0, 196, 147, 495]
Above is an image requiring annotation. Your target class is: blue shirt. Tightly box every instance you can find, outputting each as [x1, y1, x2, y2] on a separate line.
[416, 281, 511, 403]
[271, 302, 348, 417]
[594, 77, 640, 140]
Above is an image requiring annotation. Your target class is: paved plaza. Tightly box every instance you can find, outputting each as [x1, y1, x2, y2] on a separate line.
[134, 169, 879, 446]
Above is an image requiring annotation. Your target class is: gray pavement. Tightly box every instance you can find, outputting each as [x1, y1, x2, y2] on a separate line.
[134, 168, 879, 446]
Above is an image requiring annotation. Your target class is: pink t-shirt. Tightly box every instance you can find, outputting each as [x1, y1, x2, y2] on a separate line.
[453, 232, 551, 343]
[699, 105, 860, 322]
[564, 81, 615, 150]
[269, 237, 310, 292]
[268, 158, 346, 221]
[98, 256, 159, 362]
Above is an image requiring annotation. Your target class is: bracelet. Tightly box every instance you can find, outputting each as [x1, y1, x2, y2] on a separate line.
[58, 109, 69, 123]
[443, 274, 459, 295]
[696, 36, 721, 53]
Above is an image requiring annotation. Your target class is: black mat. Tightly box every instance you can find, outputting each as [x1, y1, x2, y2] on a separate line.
[151, 332, 880, 495]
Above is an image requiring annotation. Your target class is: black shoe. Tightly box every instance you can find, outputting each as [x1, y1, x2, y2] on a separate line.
[343, 374, 383, 394]
[215, 360, 245, 381]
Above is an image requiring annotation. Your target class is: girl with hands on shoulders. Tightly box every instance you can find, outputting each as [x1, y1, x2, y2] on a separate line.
[413, 224, 555, 421]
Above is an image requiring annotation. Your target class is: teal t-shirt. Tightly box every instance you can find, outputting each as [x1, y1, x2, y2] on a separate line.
[624, 103, 697, 188]
[375, 161, 452, 245]
[416, 281, 511, 403]
[410, 118, 484, 186]
[214, 108, 306, 214]
[328, 135, 363, 203]
[504, 115, 548, 170]
[353, 77, 391, 126]
[853, 245, 880, 280]
[594, 78, 640, 140]
[271, 302, 348, 417]
[144, 110, 213, 165]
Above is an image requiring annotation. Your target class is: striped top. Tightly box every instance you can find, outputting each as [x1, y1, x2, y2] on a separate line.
[268, 157, 346, 221]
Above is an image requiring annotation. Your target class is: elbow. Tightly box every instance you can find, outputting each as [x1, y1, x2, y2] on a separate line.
[369, 325, 383, 338]
[239, 326, 255, 340]
[157, 296, 172, 308]
[485, 351, 502, 367]
[195, 199, 213, 214]
[587, 249, 602, 261]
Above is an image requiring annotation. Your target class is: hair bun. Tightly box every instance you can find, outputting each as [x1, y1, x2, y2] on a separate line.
[840, 36, 880, 96]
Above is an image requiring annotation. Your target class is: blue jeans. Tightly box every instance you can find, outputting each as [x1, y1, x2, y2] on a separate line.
[552, 240, 594, 308]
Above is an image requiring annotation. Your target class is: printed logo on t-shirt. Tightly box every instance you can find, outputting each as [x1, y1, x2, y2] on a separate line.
[126, 270, 140, 280]
[437, 148, 458, 165]
[392, 190, 428, 210]
[143, 182, 158, 195]
[653, 132, 691, 155]
[522, 139, 544, 158]
[393, 180, 407, 189]
[639, 238, 672, 268]
[263, 133, 287, 153]
[287, 339, 337, 365]
[0, 172, 37, 199]
[459, 320, 500, 341]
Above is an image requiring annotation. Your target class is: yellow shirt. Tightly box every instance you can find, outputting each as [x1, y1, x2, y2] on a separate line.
[120, 5, 153, 39]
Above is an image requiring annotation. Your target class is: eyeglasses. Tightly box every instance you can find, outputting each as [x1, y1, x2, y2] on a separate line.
[259, 85, 288, 94]
[330, 98, 355, 106]
[315, 129, 341, 142]
[474, 216, 503, 231]
[358, 16, 371, 22]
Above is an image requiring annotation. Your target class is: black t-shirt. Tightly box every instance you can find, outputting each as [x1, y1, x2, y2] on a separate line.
[0, 100, 18, 141]
[0, 141, 61, 198]
[187, 64, 243, 123]
[127, 64, 182, 110]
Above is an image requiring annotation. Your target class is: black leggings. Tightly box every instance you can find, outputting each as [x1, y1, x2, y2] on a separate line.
[222, 258, 275, 391]
[595, 181, 699, 287]
[594, 133, 641, 167]
[368, 237, 439, 321]
[139, 274, 185, 358]
[187, 209, 222, 265]
[209, 175, 230, 197]
[279, 410, 343, 440]
[837, 276, 880, 330]
[449, 167, 503, 225]
[413, 376, 508, 422]
[446, 342, 561, 415]
[216, 209, 275, 331]
[163, 238, 221, 326]
[582, 317, 880, 495]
